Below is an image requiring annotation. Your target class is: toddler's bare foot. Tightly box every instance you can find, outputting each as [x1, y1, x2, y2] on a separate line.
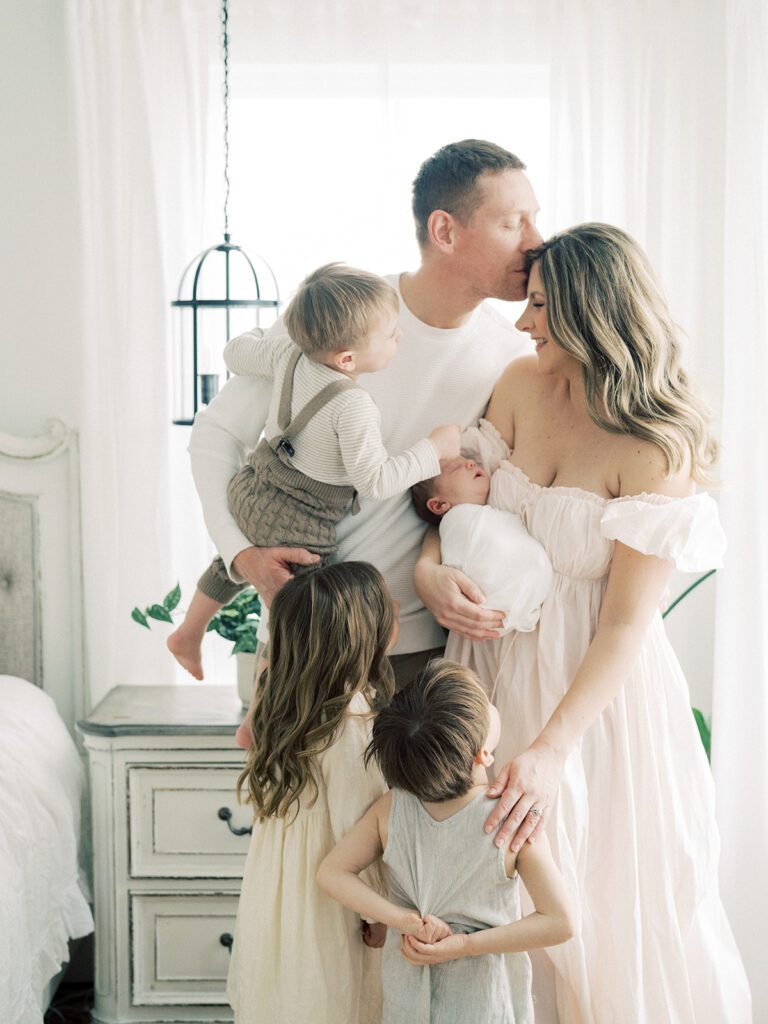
[235, 719, 253, 749]
[167, 630, 204, 681]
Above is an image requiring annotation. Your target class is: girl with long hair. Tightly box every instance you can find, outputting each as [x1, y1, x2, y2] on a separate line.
[417, 224, 750, 1021]
[226, 561, 395, 1024]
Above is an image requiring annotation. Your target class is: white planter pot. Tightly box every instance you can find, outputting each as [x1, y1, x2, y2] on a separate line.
[235, 652, 258, 708]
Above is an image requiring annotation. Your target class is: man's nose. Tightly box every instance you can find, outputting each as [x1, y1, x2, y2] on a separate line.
[524, 222, 544, 250]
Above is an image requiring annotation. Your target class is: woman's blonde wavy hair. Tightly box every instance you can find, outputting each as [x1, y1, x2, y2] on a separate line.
[237, 561, 395, 822]
[528, 223, 717, 481]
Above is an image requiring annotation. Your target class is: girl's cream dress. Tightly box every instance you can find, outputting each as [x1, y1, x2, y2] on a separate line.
[227, 691, 386, 1023]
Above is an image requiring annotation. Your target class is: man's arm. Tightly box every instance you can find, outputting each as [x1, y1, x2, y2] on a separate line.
[189, 375, 266, 566]
[188, 373, 318, 603]
[413, 527, 505, 640]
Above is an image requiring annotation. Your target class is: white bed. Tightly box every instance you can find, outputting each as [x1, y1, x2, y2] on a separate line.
[0, 420, 93, 1023]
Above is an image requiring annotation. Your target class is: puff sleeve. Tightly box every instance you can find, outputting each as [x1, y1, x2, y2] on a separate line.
[600, 493, 726, 572]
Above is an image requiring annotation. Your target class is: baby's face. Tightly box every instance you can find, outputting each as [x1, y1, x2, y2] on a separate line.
[434, 458, 490, 507]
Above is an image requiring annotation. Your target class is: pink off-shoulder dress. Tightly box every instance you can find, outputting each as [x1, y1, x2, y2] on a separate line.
[447, 420, 751, 1024]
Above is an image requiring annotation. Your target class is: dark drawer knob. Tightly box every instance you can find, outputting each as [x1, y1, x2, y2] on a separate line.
[217, 806, 253, 836]
[220, 932, 234, 954]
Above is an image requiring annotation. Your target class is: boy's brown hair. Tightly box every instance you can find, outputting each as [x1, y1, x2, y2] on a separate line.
[283, 262, 398, 357]
[366, 658, 489, 802]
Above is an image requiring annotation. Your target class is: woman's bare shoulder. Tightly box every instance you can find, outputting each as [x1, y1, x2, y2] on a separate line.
[617, 435, 695, 499]
[491, 354, 540, 394]
[485, 356, 545, 437]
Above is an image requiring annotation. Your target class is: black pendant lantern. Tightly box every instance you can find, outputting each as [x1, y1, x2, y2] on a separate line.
[171, 0, 279, 425]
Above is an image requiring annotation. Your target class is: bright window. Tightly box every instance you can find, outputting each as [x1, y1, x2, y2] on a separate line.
[208, 62, 551, 319]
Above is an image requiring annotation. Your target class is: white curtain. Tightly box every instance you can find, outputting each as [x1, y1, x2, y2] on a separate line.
[65, 0, 218, 698]
[712, 0, 768, 1014]
[547, 0, 768, 1011]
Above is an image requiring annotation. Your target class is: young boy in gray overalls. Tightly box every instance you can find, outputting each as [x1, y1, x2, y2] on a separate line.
[169, 262, 461, 685]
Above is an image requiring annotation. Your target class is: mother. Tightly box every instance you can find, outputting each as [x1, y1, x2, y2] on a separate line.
[415, 224, 750, 1022]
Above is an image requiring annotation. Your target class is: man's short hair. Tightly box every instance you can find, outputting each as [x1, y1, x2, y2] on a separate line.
[283, 262, 398, 356]
[411, 477, 442, 528]
[366, 658, 489, 802]
[411, 139, 526, 248]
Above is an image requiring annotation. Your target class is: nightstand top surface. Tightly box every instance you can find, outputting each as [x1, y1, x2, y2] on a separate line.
[78, 684, 244, 735]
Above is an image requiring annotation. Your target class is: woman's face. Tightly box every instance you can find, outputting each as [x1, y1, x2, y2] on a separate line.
[515, 263, 576, 376]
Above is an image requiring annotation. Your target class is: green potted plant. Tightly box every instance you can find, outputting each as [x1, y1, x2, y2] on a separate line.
[132, 585, 261, 705]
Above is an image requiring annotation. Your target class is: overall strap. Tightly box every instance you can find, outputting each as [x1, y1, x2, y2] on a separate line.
[275, 346, 303, 432]
[281, 378, 358, 439]
[270, 349, 358, 485]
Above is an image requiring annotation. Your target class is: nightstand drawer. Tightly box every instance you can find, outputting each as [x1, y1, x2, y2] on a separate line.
[131, 892, 238, 1006]
[129, 766, 252, 877]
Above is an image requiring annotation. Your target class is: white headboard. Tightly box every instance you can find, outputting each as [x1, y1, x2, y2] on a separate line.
[0, 419, 86, 734]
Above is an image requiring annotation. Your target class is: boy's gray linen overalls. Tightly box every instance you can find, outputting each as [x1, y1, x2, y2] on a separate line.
[198, 347, 359, 604]
[383, 788, 534, 1024]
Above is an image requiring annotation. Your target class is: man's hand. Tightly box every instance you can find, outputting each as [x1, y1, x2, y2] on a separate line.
[362, 921, 387, 948]
[484, 740, 565, 852]
[413, 560, 503, 640]
[400, 932, 469, 965]
[232, 545, 320, 607]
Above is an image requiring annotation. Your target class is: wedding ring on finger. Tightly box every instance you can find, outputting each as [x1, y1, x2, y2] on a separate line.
[529, 806, 542, 818]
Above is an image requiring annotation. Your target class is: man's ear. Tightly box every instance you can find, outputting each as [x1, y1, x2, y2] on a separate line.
[329, 350, 356, 373]
[426, 496, 451, 517]
[427, 209, 456, 253]
[475, 747, 495, 768]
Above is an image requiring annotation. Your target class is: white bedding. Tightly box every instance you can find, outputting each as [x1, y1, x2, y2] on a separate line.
[0, 675, 93, 1024]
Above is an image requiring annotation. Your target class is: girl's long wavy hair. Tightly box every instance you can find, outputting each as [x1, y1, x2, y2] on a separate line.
[237, 561, 395, 822]
[528, 223, 718, 481]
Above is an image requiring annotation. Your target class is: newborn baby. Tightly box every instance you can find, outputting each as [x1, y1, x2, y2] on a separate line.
[412, 453, 553, 636]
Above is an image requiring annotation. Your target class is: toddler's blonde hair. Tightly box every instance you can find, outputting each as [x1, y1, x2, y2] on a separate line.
[283, 262, 398, 356]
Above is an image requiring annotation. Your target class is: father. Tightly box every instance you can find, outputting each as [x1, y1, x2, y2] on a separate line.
[189, 139, 542, 686]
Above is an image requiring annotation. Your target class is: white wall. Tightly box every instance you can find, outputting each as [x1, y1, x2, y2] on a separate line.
[0, 0, 83, 436]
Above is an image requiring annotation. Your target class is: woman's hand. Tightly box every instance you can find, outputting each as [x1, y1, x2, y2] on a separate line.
[400, 932, 469, 965]
[362, 921, 388, 948]
[484, 740, 565, 852]
[413, 559, 504, 640]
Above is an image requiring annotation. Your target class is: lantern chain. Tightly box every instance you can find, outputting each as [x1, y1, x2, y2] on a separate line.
[221, 0, 230, 241]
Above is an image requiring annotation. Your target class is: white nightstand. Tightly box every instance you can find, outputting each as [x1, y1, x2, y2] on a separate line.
[79, 686, 252, 1024]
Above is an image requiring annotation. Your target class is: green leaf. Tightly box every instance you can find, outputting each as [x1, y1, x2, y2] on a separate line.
[131, 607, 150, 629]
[205, 620, 218, 633]
[692, 707, 711, 762]
[147, 604, 173, 623]
[232, 634, 258, 655]
[164, 583, 181, 612]
[219, 607, 240, 619]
